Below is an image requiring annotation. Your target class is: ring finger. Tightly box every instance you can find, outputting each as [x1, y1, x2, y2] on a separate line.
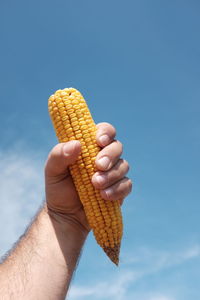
[92, 159, 129, 189]
[100, 177, 132, 201]
[95, 140, 123, 171]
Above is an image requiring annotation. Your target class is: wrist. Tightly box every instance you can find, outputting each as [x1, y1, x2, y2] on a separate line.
[45, 204, 90, 240]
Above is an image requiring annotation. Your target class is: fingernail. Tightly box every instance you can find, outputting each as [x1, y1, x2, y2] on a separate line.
[63, 143, 70, 156]
[97, 156, 110, 169]
[95, 174, 106, 185]
[104, 187, 112, 198]
[99, 135, 110, 146]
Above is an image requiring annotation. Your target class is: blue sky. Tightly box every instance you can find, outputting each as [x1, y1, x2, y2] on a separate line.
[0, 0, 200, 299]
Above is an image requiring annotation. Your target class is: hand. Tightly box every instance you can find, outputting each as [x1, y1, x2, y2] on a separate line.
[45, 122, 132, 233]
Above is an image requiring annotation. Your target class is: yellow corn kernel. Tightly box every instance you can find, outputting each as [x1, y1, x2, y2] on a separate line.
[48, 87, 123, 265]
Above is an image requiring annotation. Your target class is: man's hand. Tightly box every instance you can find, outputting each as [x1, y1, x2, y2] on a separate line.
[45, 122, 132, 233]
[0, 122, 132, 300]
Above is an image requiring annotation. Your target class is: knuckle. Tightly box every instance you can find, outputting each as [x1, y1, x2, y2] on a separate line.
[123, 159, 130, 173]
[128, 179, 133, 192]
[115, 140, 123, 154]
[104, 122, 116, 136]
[96, 122, 116, 137]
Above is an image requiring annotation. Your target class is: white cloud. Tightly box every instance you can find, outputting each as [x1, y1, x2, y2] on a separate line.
[150, 297, 174, 300]
[0, 146, 44, 257]
[122, 244, 200, 272]
[68, 269, 175, 300]
[68, 270, 138, 300]
[142, 295, 175, 300]
[68, 244, 200, 300]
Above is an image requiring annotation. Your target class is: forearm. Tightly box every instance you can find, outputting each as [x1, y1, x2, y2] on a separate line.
[0, 205, 88, 300]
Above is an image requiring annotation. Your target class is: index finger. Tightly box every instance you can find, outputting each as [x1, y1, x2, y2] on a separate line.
[96, 122, 116, 147]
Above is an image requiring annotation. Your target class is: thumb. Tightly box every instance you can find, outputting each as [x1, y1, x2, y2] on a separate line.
[45, 140, 81, 178]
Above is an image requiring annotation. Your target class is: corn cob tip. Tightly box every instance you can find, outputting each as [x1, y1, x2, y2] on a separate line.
[103, 244, 120, 266]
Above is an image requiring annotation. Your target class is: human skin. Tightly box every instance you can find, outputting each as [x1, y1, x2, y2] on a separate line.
[0, 122, 132, 300]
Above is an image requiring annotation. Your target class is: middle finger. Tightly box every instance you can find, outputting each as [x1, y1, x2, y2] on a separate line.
[95, 140, 123, 171]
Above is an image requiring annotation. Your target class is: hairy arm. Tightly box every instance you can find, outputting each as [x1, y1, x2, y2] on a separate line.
[0, 205, 88, 299]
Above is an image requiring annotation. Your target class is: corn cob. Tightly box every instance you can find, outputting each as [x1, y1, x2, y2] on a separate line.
[48, 87, 123, 265]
